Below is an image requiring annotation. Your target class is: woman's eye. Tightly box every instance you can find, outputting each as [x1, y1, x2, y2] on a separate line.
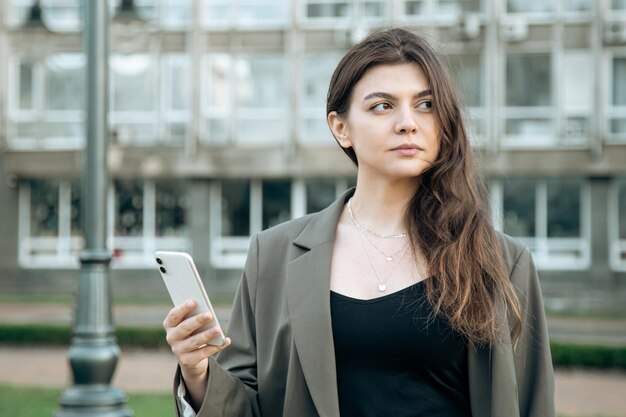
[418, 100, 433, 110]
[371, 102, 391, 112]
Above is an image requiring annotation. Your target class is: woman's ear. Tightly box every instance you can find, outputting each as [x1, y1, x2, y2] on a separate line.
[327, 111, 352, 149]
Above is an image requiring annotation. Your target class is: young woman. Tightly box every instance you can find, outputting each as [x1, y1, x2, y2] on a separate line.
[163, 28, 555, 417]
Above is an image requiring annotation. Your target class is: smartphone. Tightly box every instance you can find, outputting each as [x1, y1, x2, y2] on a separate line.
[155, 251, 226, 346]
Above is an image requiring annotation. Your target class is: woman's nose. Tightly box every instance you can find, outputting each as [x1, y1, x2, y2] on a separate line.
[394, 106, 418, 134]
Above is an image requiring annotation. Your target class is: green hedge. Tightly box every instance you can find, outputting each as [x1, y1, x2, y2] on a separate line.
[550, 341, 626, 368]
[0, 324, 168, 350]
[1, 323, 625, 369]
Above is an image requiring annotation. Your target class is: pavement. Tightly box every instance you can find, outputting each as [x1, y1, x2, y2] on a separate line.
[1, 302, 626, 416]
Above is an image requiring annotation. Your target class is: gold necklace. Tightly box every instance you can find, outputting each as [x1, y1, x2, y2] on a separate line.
[356, 225, 409, 292]
[348, 200, 410, 292]
[347, 198, 408, 239]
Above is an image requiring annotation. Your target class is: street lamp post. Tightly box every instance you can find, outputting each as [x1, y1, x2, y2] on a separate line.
[55, 0, 132, 415]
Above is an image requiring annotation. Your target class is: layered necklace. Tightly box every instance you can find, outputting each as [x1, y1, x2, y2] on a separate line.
[347, 198, 410, 292]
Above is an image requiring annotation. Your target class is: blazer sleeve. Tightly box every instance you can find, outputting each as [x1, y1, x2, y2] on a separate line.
[173, 235, 261, 417]
[509, 248, 556, 417]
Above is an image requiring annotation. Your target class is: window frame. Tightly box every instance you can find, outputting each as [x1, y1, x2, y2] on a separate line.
[200, 0, 289, 30]
[606, 49, 626, 144]
[7, 54, 85, 150]
[209, 177, 354, 269]
[492, 177, 591, 270]
[500, 49, 559, 149]
[18, 179, 191, 269]
[609, 178, 626, 271]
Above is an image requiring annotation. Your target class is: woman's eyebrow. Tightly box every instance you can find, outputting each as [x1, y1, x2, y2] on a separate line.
[362, 89, 433, 102]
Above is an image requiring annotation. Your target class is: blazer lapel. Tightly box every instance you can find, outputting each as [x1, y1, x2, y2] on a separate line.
[468, 296, 519, 417]
[286, 190, 352, 417]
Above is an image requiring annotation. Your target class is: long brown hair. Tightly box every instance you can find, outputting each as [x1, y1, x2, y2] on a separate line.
[327, 27, 521, 346]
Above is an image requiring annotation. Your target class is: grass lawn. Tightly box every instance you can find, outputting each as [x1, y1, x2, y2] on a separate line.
[0, 384, 621, 417]
[0, 385, 173, 417]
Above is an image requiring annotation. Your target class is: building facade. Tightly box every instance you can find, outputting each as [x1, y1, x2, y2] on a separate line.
[0, 0, 625, 312]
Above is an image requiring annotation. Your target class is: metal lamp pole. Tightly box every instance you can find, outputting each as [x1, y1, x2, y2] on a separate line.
[55, 0, 132, 415]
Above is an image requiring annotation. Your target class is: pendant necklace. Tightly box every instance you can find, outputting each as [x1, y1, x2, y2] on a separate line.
[356, 226, 409, 292]
[348, 198, 410, 292]
[363, 233, 408, 262]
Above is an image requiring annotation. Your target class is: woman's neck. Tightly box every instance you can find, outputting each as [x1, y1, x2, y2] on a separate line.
[349, 178, 419, 236]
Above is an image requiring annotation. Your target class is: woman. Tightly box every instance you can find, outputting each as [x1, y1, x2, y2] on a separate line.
[163, 28, 555, 417]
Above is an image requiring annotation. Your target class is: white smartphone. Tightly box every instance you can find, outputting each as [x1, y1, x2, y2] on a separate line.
[155, 251, 226, 346]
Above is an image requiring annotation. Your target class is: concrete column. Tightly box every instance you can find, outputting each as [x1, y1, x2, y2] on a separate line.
[588, 176, 611, 284]
[188, 179, 216, 287]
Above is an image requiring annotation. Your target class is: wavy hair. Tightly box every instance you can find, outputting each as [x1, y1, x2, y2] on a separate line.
[326, 27, 521, 346]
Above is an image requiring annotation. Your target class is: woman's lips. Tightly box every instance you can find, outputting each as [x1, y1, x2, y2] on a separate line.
[391, 143, 423, 156]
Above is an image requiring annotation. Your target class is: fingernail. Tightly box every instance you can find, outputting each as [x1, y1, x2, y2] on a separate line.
[186, 300, 194, 307]
[204, 312, 212, 320]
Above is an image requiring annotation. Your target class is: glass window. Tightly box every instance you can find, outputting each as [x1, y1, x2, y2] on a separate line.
[166, 56, 190, 112]
[503, 178, 536, 237]
[562, 50, 592, 141]
[221, 179, 250, 236]
[612, 0, 626, 10]
[300, 54, 339, 144]
[30, 180, 59, 237]
[160, 0, 192, 28]
[110, 55, 157, 143]
[565, 0, 592, 12]
[203, 54, 232, 144]
[164, 55, 190, 145]
[504, 53, 553, 144]
[449, 54, 482, 108]
[156, 181, 188, 237]
[438, 0, 481, 16]
[404, 0, 425, 16]
[202, 0, 287, 27]
[613, 58, 626, 107]
[262, 180, 291, 229]
[506, 54, 551, 107]
[610, 57, 626, 137]
[42, 0, 81, 32]
[70, 181, 81, 236]
[46, 54, 85, 111]
[306, 1, 351, 19]
[7, 0, 31, 28]
[239, 0, 288, 26]
[306, 179, 336, 214]
[111, 55, 157, 113]
[507, 0, 553, 13]
[236, 55, 288, 144]
[115, 180, 144, 237]
[563, 52, 592, 111]
[361, 1, 387, 20]
[547, 179, 581, 238]
[202, 0, 231, 27]
[619, 180, 626, 240]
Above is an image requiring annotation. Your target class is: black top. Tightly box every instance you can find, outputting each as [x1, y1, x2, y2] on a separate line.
[330, 281, 472, 417]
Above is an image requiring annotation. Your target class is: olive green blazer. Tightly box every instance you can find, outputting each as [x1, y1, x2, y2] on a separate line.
[175, 189, 555, 417]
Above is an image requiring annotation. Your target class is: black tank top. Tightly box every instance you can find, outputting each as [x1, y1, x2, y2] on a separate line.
[330, 281, 472, 417]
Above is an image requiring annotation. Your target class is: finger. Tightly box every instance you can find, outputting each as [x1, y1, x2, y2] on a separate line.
[178, 337, 231, 369]
[195, 337, 231, 358]
[163, 300, 196, 329]
[183, 325, 225, 351]
[172, 311, 215, 341]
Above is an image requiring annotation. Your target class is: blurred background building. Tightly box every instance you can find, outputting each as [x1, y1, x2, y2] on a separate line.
[0, 0, 625, 312]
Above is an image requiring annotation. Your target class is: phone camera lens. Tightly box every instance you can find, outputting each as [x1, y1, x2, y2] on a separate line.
[159, 266, 166, 273]
[156, 258, 162, 265]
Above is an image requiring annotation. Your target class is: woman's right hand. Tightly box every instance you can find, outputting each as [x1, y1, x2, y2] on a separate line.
[163, 299, 231, 408]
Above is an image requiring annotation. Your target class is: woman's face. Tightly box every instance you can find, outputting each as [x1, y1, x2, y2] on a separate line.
[329, 63, 440, 182]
